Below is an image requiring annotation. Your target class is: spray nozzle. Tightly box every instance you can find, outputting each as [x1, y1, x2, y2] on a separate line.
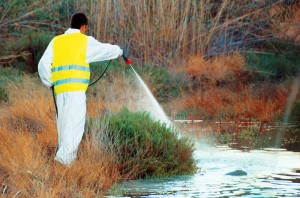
[122, 54, 132, 65]
[125, 59, 132, 65]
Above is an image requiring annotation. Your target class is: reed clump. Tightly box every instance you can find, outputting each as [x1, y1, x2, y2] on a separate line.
[2, 0, 298, 67]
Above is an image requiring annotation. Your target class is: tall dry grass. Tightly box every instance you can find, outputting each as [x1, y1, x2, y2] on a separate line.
[1, 0, 298, 68]
[0, 75, 121, 197]
[71, 0, 295, 65]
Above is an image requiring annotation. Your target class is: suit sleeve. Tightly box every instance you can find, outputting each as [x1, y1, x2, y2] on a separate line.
[86, 36, 123, 63]
[38, 39, 54, 87]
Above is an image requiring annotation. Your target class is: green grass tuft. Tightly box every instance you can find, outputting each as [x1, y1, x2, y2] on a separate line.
[87, 107, 197, 179]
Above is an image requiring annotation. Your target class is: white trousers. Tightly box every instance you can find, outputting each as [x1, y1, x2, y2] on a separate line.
[54, 91, 86, 165]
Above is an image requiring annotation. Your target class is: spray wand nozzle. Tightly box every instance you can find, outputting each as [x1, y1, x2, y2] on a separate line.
[121, 46, 132, 65]
[122, 54, 132, 65]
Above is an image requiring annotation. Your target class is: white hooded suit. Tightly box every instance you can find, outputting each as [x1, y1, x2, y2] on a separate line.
[38, 28, 122, 165]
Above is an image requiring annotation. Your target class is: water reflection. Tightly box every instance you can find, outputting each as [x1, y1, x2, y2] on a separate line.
[175, 120, 300, 151]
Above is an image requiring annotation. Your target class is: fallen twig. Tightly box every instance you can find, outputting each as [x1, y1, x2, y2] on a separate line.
[13, 189, 27, 198]
[2, 183, 8, 194]
[0, 51, 31, 63]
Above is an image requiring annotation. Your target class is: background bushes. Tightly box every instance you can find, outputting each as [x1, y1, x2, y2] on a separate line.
[244, 41, 300, 78]
[0, 32, 53, 73]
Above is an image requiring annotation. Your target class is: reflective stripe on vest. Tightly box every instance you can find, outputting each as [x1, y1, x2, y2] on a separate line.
[51, 32, 89, 94]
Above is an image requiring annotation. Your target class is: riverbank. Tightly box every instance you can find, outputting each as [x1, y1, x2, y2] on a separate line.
[0, 67, 196, 197]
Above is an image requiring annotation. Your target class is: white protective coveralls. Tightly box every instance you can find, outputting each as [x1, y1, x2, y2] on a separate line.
[38, 28, 122, 165]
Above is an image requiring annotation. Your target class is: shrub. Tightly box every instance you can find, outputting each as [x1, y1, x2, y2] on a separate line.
[183, 54, 247, 92]
[87, 108, 197, 179]
[180, 82, 287, 122]
[291, 100, 300, 122]
[0, 66, 25, 103]
[0, 86, 8, 103]
[239, 128, 259, 141]
[216, 132, 233, 145]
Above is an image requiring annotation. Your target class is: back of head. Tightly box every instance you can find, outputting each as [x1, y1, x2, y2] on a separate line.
[71, 12, 88, 29]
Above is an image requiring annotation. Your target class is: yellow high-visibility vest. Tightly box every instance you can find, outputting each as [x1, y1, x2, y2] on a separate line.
[51, 32, 89, 94]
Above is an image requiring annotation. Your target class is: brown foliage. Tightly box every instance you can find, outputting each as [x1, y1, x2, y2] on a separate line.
[182, 54, 247, 92]
[185, 54, 245, 80]
[173, 53, 289, 124]
[271, 7, 300, 43]
[181, 82, 288, 123]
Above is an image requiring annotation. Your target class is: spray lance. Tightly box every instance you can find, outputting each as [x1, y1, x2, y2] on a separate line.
[52, 51, 132, 116]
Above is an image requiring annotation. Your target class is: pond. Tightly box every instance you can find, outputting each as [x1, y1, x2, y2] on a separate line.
[108, 124, 300, 197]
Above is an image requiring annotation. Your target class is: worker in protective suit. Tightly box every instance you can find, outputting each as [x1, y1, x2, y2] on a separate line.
[38, 12, 123, 165]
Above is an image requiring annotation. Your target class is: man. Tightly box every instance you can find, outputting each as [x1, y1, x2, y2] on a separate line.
[38, 12, 123, 165]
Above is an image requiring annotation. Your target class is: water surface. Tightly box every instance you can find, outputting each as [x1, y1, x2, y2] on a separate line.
[111, 142, 300, 197]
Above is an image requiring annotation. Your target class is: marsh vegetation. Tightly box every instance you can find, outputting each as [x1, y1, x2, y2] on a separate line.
[0, 0, 299, 196]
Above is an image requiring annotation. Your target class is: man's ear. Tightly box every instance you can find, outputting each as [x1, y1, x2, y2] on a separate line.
[80, 25, 87, 34]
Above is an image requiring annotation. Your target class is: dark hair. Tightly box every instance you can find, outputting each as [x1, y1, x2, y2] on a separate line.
[71, 12, 88, 29]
